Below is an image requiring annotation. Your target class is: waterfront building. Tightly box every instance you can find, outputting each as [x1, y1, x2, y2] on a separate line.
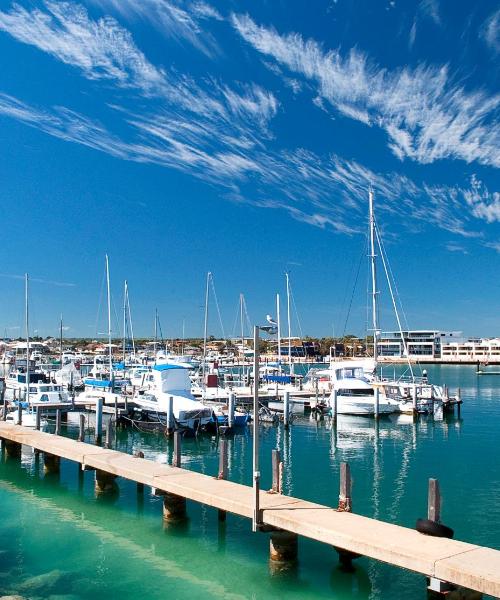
[377, 331, 463, 359]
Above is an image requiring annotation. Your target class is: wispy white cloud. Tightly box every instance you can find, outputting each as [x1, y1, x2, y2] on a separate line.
[0, 2, 167, 92]
[419, 0, 441, 26]
[88, 0, 221, 56]
[231, 13, 500, 168]
[190, 1, 223, 21]
[445, 242, 468, 255]
[463, 174, 500, 223]
[480, 8, 500, 56]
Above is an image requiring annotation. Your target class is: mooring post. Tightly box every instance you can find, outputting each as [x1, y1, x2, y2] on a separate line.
[173, 431, 181, 468]
[217, 439, 228, 521]
[4, 439, 21, 458]
[167, 395, 174, 435]
[78, 414, 85, 442]
[55, 409, 61, 436]
[114, 397, 118, 423]
[269, 529, 298, 566]
[44, 452, 60, 475]
[95, 397, 103, 445]
[0, 380, 6, 419]
[35, 406, 41, 431]
[428, 478, 440, 523]
[95, 469, 117, 493]
[456, 387, 462, 418]
[374, 386, 380, 420]
[228, 393, 235, 429]
[105, 422, 112, 449]
[331, 389, 338, 423]
[335, 462, 359, 568]
[339, 462, 352, 512]
[134, 450, 145, 494]
[17, 403, 22, 426]
[412, 385, 418, 414]
[271, 448, 282, 493]
[283, 391, 290, 429]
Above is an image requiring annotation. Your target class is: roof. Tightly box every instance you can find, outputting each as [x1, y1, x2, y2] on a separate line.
[153, 364, 186, 372]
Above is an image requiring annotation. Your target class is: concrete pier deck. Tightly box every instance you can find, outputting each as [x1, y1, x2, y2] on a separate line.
[0, 422, 498, 597]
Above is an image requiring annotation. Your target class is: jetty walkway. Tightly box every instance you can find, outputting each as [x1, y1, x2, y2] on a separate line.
[0, 421, 498, 598]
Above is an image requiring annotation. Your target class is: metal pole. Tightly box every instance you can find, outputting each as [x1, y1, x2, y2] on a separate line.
[276, 293, 281, 372]
[374, 386, 380, 420]
[368, 190, 379, 364]
[202, 272, 211, 384]
[105, 255, 112, 376]
[284, 390, 290, 429]
[228, 392, 235, 428]
[252, 325, 260, 532]
[25, 273, 30, 406]
[286, 273, 292, 373]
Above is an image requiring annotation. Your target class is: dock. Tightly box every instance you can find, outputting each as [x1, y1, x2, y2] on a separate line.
[0, 422, 498, 598]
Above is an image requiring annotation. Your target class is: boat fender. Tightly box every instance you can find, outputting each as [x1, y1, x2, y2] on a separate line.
[415, 518, 454, 539]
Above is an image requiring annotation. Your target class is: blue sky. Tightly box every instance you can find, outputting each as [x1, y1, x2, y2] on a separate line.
[0, 0, 499, 340]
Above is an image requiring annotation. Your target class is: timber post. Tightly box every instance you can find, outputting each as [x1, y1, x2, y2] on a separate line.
[335, 462, 359, 569]
[55, 409, 61, 436]
[271, 448, 282, 494]
[163, 431, 186, 522]
[134, 450, 144, 494]
[283, 391, 290, 429]
[95, 397, 103, 445]
[78, 414, 85, 442]
[44, 452, 60, 475]
[217, 439, 228, 521]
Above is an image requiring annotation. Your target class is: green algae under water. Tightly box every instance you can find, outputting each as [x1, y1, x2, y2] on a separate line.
[0, 365, 499, 600]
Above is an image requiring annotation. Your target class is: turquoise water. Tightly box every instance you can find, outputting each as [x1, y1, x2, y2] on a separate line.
[0, 365, 499, 599]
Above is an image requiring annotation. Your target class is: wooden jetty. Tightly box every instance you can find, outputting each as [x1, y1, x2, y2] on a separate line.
[0, 421, 498, 598]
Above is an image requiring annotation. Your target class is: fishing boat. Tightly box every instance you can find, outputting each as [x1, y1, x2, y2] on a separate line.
[132, 364, 213, 431]
[327, 359, 397, 415]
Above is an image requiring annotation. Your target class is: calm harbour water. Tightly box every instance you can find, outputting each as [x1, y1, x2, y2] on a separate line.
[0, 364, 499, 599]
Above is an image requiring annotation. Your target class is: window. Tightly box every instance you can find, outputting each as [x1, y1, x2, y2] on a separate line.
[338, 388, 374, 396]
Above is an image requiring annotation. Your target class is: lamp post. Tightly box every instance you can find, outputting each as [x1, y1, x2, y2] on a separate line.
[252, 322, 277, 532]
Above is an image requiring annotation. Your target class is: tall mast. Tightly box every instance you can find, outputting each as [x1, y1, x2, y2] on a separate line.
[276, 293, 281, 372]
[181, 319, 185, 356]
[122, 280, 127, 363]
[369, 189, 379, 364]
[286, 272, 292, 372]
[105, 255, 112, 375]
[127, 285, 136, 358]
[59, 313, 63, 367]
[240, 293, 244, 364]
[202, 271, 211, 383]
[25, 273, 30, 401]
[153, 308, 158, 360]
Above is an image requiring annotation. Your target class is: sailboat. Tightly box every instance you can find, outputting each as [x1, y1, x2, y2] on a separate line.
[78, 256, 128, 404]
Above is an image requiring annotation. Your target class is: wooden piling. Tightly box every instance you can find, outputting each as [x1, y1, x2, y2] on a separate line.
[55, 409, 61, 436]
[95, 397, 103, 445]
[35, 406, 41, 431]
[105, 422, 112, 449]
[173, 431, 181, 468]
[269, 529, 298, 563]
[331, 389, 338, 423]
[4, 439, 21, 458]
[17, 403, 22, 426]
[217, 439, 228, 521]
[428, 478, 441, 522]
[166, 395, 174, 435]
[413, 385, 418, 414]
[271, 449, 281, 494]
[95, 469, 117, 493]
[44, 452, 60, 474]
[374, 387, 380, 420]
[338, 462, 352, 512]
[78, 414, 85, 442]
[133, 450, 145, 494]
[162, 492, 186, 522]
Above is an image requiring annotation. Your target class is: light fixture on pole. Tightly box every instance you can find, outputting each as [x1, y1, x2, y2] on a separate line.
[252, 320, 277, 532]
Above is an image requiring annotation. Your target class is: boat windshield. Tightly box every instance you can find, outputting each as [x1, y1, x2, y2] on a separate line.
[338, 388, 374, 396]
[336, 367, 365, 380]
